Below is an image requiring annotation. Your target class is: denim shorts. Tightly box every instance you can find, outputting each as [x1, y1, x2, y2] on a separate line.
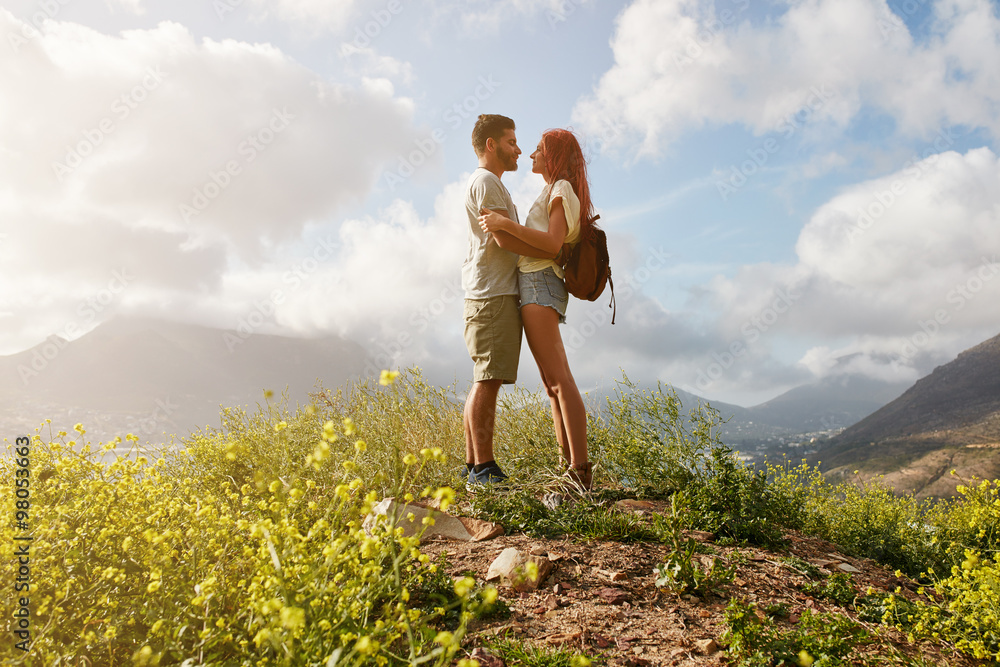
[518, 267, 568, 323]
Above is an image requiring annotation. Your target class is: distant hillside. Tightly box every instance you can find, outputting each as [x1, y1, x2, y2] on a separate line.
[0, 317, 367, 445]
[743, 374, 910, 432]
[814, 331, 1000, 497]
[591, 375, 910, 446]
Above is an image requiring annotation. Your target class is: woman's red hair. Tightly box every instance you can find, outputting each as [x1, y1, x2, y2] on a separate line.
[541, 129, 596, 234]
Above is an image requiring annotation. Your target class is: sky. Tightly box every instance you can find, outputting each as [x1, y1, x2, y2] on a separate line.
[1, 0, 999, 407]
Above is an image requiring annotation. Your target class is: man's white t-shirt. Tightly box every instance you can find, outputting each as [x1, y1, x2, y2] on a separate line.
[463, 168, 520, 299]
[517, 179, 580, 278]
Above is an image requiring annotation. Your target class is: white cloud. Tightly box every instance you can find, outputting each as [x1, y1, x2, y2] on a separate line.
[701, 146, 1000, 384]
[240, 0, 589, 35]
[438, 0, 593, 32]
[0, 10, 419, 351]
[339, 45, 414, 87]
[245, 0, 362, 34]
[108, 0, 146, 15]
[573, 0, 1000, 157]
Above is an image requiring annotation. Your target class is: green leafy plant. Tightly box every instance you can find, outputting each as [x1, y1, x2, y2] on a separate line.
[764, 602, 791, 619]
[802, 572, 857, 607]
[722, 599, 869, 666]
[653, 498, 735, 596]
[780, 556, 822, 579]
[484, 636, 592, 667]
[470, 489, 656, 542]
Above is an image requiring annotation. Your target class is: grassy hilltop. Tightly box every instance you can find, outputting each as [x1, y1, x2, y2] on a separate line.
[2, 369, 998, 666]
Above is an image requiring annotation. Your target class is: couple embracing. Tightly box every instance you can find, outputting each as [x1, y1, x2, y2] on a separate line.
[461, 114, 594, 491]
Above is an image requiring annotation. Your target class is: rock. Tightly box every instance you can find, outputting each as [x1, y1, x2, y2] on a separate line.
[530, 545, 548, 556]
[620, 657, 652, 667]
[593, 633, 612, 648]
[683, 594, 700, 603]
[683, 530, 716, 542]
[597, 587, 629, 605]
[838, 563, 862, 573]
[469, 647, 505, 667]
[544, 594, 560, 611]
[485, 547, 555, 592]
[694, 639, 719, 655]
[542, 492, 566, 510]
[610, 571, 628, 582]
[546, 631, 581, 645]
[616, 499, 658, 512]
[364, 498, 504, 542]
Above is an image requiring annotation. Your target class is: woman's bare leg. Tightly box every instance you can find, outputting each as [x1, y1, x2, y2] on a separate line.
[521, 304, 588, 471]
[537, 364, 572, 464]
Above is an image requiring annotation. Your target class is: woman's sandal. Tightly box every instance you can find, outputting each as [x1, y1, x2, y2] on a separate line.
[564, 462, 592, 492]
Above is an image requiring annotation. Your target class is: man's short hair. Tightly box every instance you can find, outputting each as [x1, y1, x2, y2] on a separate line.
[472, 114, 515, 156]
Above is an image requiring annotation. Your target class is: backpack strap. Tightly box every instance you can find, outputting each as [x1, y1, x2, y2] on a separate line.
[608, 274, 616, 325]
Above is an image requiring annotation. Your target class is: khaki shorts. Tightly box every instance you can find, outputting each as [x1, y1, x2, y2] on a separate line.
[463, 295, 522, 384]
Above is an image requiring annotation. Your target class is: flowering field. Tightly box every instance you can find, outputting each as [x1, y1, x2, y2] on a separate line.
[2, 369, 998, 665]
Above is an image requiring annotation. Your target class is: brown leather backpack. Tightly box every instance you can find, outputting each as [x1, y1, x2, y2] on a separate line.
[555, 214, 616, 324]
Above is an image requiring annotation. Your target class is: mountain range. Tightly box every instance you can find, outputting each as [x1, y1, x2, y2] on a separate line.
[811, 331, 1000, 498]
[1, 316, 909, 451]
[0, 317, 366, 445]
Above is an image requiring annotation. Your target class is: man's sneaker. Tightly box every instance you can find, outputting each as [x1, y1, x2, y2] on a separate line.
[455, 462, 474, 485]
[466, 462, 508, 489]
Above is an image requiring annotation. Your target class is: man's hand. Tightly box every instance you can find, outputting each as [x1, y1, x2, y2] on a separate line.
[478, 207, 511, 235]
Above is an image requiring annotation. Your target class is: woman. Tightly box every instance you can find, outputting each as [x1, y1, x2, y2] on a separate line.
[478, 128, 594, 490]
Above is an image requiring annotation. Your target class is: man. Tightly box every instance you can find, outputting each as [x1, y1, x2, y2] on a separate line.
[461, 114, 529, 486]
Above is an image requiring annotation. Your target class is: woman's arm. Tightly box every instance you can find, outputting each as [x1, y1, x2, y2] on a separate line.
[479, 197, 567, 257]
[491, 230, 558, 259]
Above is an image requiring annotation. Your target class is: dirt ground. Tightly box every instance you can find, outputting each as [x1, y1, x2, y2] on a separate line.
[419, 498, 988, 667]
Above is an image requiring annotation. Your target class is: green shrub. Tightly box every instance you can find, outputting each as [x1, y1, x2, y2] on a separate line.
[885, 549, 1000, 660]
[676, 446, 792, 549]
[587, 374, 725, 495]
[0, 416, 489, 667]
[769, 464, 936, 575]
[926, 478, 1000, 570]
[722, 599, 869, 666]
